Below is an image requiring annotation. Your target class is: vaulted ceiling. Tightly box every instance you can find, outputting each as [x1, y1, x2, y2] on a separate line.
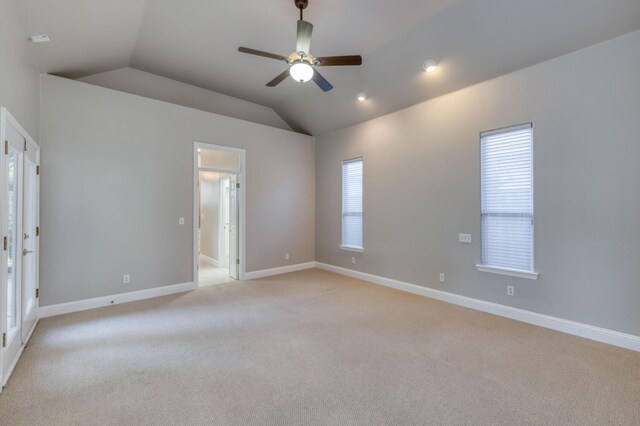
[16, 0, 640, 135]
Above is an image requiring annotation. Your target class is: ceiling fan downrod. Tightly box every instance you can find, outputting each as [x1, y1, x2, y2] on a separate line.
[295, 0, 308, 21]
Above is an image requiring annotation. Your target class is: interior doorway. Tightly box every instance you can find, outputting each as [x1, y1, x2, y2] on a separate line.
[194, 143, 245, 287]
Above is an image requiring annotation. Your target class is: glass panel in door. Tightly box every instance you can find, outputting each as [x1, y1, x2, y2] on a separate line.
[229, 175, 238, 280]
[21, 151, 38, 341]
[6, 149, 19, 335]
[2, 124, 24, 385]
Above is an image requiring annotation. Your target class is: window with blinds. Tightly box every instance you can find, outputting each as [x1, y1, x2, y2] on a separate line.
[341, 158, 363, 250]
[480, 123, 534, 272]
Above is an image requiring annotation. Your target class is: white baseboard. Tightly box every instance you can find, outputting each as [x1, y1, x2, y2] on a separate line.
[244, 262, 316, 280]
[199, 254, 219, 267]
[315, 262, 640, 352]
[38, 282, 196, 318]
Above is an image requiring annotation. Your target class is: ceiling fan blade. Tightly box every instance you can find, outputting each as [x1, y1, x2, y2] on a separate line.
[317, 55, 363, 66]
[296, 20, 313, 54]
[312, 69, 333, 92]
[238, 47, 286, 61]
[266, 69, 291, 87]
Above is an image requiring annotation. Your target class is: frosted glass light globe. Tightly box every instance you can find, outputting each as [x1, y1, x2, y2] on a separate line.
[289, 62, 314, 82]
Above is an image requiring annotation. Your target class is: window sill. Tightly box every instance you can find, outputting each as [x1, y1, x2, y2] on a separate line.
[476, 265, 538, 280]
[340, 245, 364, 253]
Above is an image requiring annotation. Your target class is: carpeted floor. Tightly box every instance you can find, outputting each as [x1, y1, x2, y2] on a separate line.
[1, 269, 638, 425]
[198, 260, 231, 287]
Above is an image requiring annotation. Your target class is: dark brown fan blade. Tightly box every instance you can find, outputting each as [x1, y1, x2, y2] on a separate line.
[317, 55, 362, 66]
[312, 69, 333, 92]
[266, 69, 291, 87]
[238, 47, 286, 61]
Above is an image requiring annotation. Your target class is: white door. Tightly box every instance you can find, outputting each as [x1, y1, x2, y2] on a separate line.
[228, 174, 239, 279]
[2, 123, 24, 385]
[221, 178, 230, 267]
[21, 141, 38, 342]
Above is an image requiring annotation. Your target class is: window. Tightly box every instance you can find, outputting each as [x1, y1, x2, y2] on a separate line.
[479, 123, 537, 278]
[341, 158, 363, 251]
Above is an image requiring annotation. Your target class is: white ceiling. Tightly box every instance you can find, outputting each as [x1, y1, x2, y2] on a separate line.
[17, 0, 640, 135]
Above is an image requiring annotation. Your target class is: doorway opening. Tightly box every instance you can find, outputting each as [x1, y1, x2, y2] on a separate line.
[194, 143, 245, 287]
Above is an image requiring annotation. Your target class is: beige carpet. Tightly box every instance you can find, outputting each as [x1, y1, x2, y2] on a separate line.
[1, 269, 638, 425]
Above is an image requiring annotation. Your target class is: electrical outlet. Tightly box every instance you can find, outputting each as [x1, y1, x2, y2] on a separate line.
[458, 233, 472, 244]
[123, 274, 130, 284]
[507, 285, 514, 296]
[285, 253, 290, 260]
[439, 273, 445, 282]
[179, 217, 185, 225]
[351, 257, 356, 264]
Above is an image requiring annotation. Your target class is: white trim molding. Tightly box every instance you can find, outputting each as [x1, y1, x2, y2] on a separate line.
[38, 282, 196, 318]
[339, 245, 364, 253]
[316, 262, 640, 352]
[244, 262, 316, 280]
[476, 264, 538, 280]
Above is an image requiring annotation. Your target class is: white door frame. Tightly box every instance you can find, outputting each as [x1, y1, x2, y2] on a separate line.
[0, 107, 39, 391]
[193, 142, 246, 285]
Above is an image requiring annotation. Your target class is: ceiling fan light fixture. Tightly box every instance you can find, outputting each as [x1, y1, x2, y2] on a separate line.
[238, 0, 361, 92]
[289, 61, 314, 83]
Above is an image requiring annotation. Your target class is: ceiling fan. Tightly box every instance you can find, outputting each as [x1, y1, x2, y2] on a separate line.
[238, 0, 362, 92]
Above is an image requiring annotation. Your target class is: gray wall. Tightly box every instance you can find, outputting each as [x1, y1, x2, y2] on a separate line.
[315, 31, 640, 336]
[79, 67, 292, 131]
[40, 74, 315, 306]
[0, 0, 40, 140]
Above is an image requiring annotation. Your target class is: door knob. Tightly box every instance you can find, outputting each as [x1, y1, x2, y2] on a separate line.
[23, 249, 34, 256]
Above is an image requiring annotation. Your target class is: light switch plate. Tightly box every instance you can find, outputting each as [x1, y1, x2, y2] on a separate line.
[179, 217, 185, 225]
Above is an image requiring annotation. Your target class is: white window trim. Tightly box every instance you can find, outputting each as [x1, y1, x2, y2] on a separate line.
[476, 264, 538, 280]
[479, 122, 537, 277]
[340, 245, 364, 253]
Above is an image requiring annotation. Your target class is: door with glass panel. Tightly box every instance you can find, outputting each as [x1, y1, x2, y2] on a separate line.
[228, 174, 239, 279]
[2, 122, 24, 385]
[21, 140, 38, 342]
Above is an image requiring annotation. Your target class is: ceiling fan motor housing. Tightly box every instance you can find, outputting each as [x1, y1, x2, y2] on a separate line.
[287, 51, 319, 66]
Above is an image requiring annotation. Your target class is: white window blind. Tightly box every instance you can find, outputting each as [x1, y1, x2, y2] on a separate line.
[342, 158, 363, 250]
[481, 123, 534, 272]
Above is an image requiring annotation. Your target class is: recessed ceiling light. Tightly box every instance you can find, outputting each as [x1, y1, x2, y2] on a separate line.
[357, 92, 367, 102]
[422, 59, 438, 73]
[29, 35, 50, 43]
